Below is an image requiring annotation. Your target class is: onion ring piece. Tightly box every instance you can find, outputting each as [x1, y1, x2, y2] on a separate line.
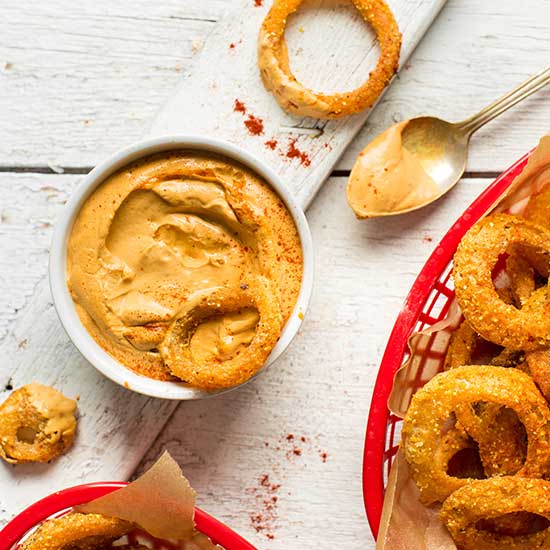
[455, 403, 527, 477]
[453, 214, 550, 350]
[21, 512, 133, 550]
[440, 477, 550, 550]
[258, 0, 401, 119]
[526, 349, 550, 402]
[160, 283, 282, 390]
[0, 383, 77, 464]
[402, 365, 550, 505]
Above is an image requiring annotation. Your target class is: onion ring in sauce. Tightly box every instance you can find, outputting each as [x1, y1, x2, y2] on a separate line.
[258, 0, 401, 119]
[0, 383, 77, 464]
[160, 283, 282, 390]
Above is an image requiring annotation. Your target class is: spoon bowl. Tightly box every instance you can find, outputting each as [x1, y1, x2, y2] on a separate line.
[401, 116, 469, 196]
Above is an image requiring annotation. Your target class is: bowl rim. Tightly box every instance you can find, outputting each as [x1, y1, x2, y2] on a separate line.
[0, 481, 257, 550]
[361, 149, 534, 538]
[49, 135, 314, 400]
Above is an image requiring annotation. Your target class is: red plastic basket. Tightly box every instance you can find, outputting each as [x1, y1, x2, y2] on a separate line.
[0, 483, 256, 550]
[362, 149, 535, 538]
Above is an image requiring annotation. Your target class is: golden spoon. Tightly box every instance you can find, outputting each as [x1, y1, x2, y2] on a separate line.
[401, 66, 550, 205]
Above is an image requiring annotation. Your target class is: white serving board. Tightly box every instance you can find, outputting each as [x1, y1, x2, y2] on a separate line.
[0, 0, 445, 523]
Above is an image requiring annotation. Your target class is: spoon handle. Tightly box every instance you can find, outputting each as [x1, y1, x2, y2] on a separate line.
[456, 66, 550, 136]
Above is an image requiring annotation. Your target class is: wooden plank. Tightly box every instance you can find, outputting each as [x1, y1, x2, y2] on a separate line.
[1, 1, 549, 172]
[150, 0, 447, 208]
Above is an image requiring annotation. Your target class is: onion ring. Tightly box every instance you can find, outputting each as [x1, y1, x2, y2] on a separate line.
[455, 403, 527, 477]
[434, 425, 485, 480]
[0, 383, 77, 464]
[160, 283, 282, 390]
[526, 349, 550, 402]
[402, 365, 550, 505]
[453, 214, 550, 350]
[443, 320, 510, 371]
[444, 324, 528, 476]
[21, 512, 133, 550]
[258, 0, 401, 119]
[440, 477, 550, 550]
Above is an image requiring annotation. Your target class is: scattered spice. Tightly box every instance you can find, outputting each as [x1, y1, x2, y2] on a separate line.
[286, 434, 294, 441]
[229, 42, 236, 49]
[286, 139, 311, 167]
[293, 448, 302, 456]
[247, 474, 280, 540]
[265, 138, 278, 150]
[423, 236, 433, 243]
[254, 0, 263, 5]
[233, 99, 246, 114]
[320, 451, 328, 463]
[244, 114, 264, 135]
[233, 99, 264, 135]
[18, 339, 27, 350]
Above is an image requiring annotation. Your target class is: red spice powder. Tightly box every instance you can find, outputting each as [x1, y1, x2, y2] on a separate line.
[286, 434, 294, 441]
[286, 138, 311, 166]
[233, 99, 246, 114]
[320, 451, 328, 463]
[254, 0, 263, 5]
[244, 114, 264, 135]
[423, 236, 433, 243]
[248, 474, 280, 540]
[265, 138, 278, 150]
[229, 42, 236, 49]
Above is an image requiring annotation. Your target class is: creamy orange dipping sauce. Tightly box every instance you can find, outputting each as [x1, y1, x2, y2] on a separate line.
[346, 121, 440, 218]
[67, 152, 303, 383]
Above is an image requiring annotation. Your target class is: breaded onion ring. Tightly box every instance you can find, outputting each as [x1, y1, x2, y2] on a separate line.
[455, 403, 526, 477]
[444, 323, 528, 476]
[453, 214, 550, 350]
[0, 383, 77, 464]
[402, 365, 550, 505]
[526, 349, 550, 402]
[258, 0, 401, 119]
[434, 425, 485, 480]
[21, 512, 133, 550]
[160, 283, 282, 390]
[440, 477, 550, 550]
[444, 320, 508, 371]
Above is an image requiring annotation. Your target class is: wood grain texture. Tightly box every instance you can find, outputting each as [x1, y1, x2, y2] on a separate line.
[150, 0, 445, 208]
[1, 0, 549, 172]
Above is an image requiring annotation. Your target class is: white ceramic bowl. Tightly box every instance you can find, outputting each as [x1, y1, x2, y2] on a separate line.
[49, 136, 314, 400]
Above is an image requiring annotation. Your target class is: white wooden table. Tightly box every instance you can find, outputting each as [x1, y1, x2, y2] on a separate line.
[1, 1, 549, 548]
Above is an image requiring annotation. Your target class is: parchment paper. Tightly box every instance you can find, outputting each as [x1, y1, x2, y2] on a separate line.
[378, 136, 550, 550]
[77, 451, 217, 548]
